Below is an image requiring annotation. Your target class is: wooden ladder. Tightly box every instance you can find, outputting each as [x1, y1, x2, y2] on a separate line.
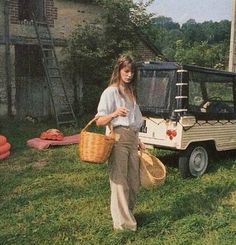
[32, 14, 77, 127]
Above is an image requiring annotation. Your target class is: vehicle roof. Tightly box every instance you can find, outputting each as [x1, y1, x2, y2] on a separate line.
[136, 61, 236, 77]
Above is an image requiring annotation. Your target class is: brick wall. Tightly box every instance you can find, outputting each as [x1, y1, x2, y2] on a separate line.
[0, 1, 7, 116]
[7, 0, 102, 40]
[9, 0, 57, 26]
[52, 1, 102, 39]
[0, 46, 6, 94]
[136, 41, 158, 61]
[0, 45, 13, 116]
[0, 1, 4, 38]
[46, 0, 58, 26]
[8, 0, 18, 24]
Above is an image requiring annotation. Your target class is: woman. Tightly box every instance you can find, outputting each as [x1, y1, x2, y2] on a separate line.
[96, 54, 144, 231]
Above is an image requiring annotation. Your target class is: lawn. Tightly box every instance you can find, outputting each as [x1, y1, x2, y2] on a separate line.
[0, 117, 235, 245]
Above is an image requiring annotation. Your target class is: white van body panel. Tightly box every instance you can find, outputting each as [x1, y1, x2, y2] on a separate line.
[139, 116, 236, 151]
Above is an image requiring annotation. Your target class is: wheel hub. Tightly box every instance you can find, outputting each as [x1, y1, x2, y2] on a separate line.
[189, 147, 208, 176]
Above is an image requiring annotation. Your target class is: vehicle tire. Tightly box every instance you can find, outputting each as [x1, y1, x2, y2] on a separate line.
[178, 144, 208, 178]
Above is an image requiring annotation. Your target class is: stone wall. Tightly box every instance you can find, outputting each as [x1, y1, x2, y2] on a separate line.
[0, 1, 4, 39]
[0, 44, 15, 116]
[0, 0, 159, 118]
[53, 1, 102, 39]
[9, 0, 57, 25]
[7, 0, 101, 41]
[0, 1, 7, 116]
[0, 0, 102, 117]
[0, 45, 7, 116]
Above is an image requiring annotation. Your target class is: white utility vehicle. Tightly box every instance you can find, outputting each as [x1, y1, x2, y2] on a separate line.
[137, 61, 236, 178]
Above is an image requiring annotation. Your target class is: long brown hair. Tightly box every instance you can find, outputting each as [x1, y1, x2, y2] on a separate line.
[109, 54, 136, 99]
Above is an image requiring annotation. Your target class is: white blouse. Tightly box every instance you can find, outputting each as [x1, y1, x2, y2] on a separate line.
[96, 86, 143, 132]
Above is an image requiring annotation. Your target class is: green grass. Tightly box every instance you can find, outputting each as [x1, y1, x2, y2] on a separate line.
[0, 118, 235, 245]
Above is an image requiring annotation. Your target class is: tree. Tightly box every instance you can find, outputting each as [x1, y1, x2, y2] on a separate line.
[174, 40, 229, 68]
[201, 20, 230, 44]
[151, 16, 180, 30]
[63, 0, 154, 113]
[181, 19, 206, 44]
[147, 16, 230, 69]
[145, 16, 181, 60]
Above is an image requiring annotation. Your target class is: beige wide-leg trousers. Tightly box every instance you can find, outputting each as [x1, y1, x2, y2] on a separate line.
[108, 126, 140, 231]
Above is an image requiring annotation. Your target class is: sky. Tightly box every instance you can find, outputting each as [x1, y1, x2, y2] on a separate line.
[147, 0, 232, 24]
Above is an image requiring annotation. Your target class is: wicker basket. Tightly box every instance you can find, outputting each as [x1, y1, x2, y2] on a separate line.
[78, 117, 115, 164]
[139, 150, 166, 189]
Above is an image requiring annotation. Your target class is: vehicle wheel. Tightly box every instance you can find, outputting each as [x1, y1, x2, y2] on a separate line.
[178, 145, 208, 178]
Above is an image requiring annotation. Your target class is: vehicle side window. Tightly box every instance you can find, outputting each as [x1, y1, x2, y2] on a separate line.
[188, 79, 204, 112]
[188, 71, 234, 114]
[205, 82, 234, 113]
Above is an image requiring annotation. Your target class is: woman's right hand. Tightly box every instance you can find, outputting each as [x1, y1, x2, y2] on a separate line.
[112, 107, 129, 118]
[96, 107, 129, 126]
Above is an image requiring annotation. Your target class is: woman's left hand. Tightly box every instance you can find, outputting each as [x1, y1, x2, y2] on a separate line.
[138, 141, 146, 150]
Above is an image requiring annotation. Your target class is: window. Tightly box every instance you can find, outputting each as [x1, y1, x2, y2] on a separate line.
[189, 71, 234, 114]
[15, 45, 44, 78]
[137, 70, 175, 115]
[18, 0, 44, 21]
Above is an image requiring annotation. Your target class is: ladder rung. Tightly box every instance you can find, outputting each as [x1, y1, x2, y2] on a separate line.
[59, 112, 73, 115]
[58, 120, 77, 125]
[41, 42, 53, 46]
[36, 21, 47, 26]
[44, 59, 55, 63]
[59, 103, 71, 107]
[49, 75, 61, 78]
[43, 48, 53, 51]
[48, 67, 59, 70]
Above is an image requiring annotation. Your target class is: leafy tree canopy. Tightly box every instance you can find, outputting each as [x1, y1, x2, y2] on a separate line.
[145, 17, 230, 69]
[63, 0, 155, 113]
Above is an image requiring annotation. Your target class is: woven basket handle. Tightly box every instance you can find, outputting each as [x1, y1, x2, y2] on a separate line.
[140, 149, 155, 161]
[81, 117, 98, 133]
[81, 116, 114, 134]
[140, 149, 143, 156]
[143, 150, 152, 157]
[140, 149, 150, 156]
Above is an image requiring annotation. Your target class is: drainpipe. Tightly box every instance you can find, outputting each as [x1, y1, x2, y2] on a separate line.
[4, 0, 12, 117]
[229, 0, 236, 72]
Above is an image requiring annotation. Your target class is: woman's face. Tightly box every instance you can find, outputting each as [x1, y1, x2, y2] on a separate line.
[119, 64, 134, 84]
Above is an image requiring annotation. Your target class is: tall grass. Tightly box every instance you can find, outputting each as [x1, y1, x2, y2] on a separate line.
[0, 118, 235, 245]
